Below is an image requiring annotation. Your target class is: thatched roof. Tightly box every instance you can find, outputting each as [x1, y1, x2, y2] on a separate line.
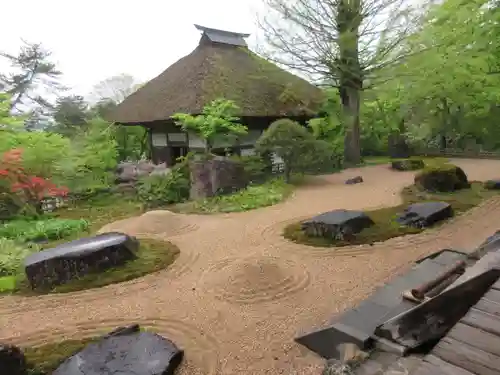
[109, 25, 324, 124]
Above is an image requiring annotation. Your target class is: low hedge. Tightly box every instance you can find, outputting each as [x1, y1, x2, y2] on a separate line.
[414, 164, 469, 192]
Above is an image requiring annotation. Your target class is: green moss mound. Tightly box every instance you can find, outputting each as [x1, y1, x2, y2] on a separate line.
[283, 181, 499, 248]
[390, 158, 425, 171]
[13, 238, 179, 295]
[414, 164, 469, 192]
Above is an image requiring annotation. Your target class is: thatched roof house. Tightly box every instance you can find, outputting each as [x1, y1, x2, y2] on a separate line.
[109, 25, 325, 165]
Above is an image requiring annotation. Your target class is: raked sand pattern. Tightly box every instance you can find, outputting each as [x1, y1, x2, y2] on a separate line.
[2, 159, 500, 374]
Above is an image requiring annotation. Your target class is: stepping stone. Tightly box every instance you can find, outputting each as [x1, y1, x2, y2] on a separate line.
[396, 202, 453, 228]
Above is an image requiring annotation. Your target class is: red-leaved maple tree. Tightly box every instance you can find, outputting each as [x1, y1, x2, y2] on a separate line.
[0, 148, 69, 214]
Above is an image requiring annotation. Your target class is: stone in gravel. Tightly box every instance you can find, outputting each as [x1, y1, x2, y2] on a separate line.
[53, 324, 184, 375]
[484, 179, 500, 190]
[302, 210, 374, 239]
[345, 176, 363, 185]
[24, 232, 139, 290]
[396, 202, 453, 228]
[0, 344, 27, 375]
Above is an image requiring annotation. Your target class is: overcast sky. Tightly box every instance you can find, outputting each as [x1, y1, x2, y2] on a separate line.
[1, 0, 264, 97]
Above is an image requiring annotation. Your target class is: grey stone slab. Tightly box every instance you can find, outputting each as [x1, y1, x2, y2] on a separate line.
[295, 322, 373, 360]
[431, 251, 468, 266]
[339, 301, 392, 334]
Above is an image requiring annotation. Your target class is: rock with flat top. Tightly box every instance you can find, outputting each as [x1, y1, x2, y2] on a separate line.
[396, 202, 453, 228]
[53, 324, 184, 375]
[302, 210, 374, 240]
[24, 232, 139, 290]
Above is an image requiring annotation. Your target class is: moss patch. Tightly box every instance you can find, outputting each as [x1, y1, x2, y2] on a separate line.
[170, 178, 293, 214]
[25, 338, 97, 375]
[15, 238, 179, 295]
[284, 182, 500, 247]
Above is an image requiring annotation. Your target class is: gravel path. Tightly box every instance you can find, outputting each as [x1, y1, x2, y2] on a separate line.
[2, 159, 500, 374]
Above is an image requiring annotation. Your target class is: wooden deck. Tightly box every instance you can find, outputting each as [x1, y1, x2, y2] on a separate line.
[413, 278, 500, 375]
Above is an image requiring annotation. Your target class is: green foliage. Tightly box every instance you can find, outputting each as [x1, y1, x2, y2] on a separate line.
[229, 154, 271, 183]
[137, 163, 190, 206]
[390, 158, 425, 171]
[415, 164, 470, 192]
[0, 218, 89, 242]
[172, 98, 247, 152]
[189, 178, 292, 213]
[256, 118, 339, 181]
[0, 239, 39, 276]
[0, 93, 24, 130]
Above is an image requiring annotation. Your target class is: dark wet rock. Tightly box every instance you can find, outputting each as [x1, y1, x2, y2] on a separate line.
[0, 344, 27, 375]
[302, 210, 374, 240]
[391, 159, 424, 171]
[396, 202, 453, 228]
[24, 232, 139, 290]
[388, 135, 411, 159]
[345, 176, 363, 185]
[484, 179, 500, 190]
[53, 324, 184, 375]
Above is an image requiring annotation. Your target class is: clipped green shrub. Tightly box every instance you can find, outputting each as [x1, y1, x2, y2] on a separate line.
[0, 239, 39, 276]
[391, 158, 425, 171]
[414, 164, 469, 192]
[137, 163, 190, 206]
[484, 180, 500, 190]
[0, 218, 89, 242]
[230, 154, 271, 183]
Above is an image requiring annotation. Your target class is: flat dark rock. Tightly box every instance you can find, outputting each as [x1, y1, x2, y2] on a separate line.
[0, 344, 27, 375]
[345, 176, 363, 185]
[396, 202, 453, 228]
[53, 325, 184, 375]
[302, 210, 374, 238]
[24, 232, 139, 290]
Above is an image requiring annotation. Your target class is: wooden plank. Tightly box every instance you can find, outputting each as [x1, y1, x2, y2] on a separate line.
[412, 355, 475, 375]
[475, 298, 500, 317]
[448, 322, 500, 356]
[484, 288, 500, 304]
[462, 308, 500, 336]
[432, 336, 500, 375]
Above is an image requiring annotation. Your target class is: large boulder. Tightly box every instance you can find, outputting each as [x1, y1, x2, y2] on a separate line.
[301, 210, 374, 240]
[24, 232, 139, 290]
[190, 157, 247, 199]
[53, 324, 184, 375]
[414, 164, 469, 192]
[391, 159, 425, 171]
[116, 161, 169, 183]
[396, 202, 453, 228]
[388, 134, 411, 158]
[0, 344, 27, 375]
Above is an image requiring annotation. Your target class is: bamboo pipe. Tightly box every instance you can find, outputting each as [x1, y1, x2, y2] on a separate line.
[410, 260, 466, 301]
[424, 271, 462, 299]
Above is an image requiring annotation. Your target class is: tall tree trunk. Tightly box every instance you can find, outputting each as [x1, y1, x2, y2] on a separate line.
[337, 0, 363, 165]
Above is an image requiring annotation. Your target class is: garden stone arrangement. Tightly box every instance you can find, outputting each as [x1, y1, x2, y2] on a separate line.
[24, 232, 139, 290]
[0, 325, 184, 375]
[396, 202, 454, 228]
[391, 158, 425, 171]
[302, 209, 374, 239]
[53, 324, 184, 375]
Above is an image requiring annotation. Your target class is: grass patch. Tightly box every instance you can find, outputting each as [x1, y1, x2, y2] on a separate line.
[14, 238, 179, 295]
[284, 181, 500, 247]
[0, 218, 89, 242]
[170, 178, 293, 214]
[25, 337, 97, 375]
